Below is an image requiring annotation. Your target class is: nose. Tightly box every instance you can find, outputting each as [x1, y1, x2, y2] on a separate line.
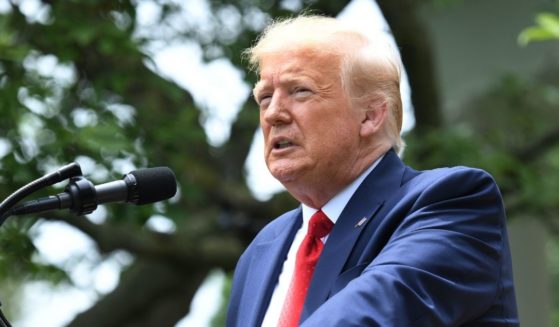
[261, 92, 291, 126]
[262, 92, 291, 126]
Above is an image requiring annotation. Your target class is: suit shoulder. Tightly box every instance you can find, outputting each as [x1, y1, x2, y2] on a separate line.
[405, 165, 503, 205]
[414, 165, 498, 188]
[421, 165, 494, 179]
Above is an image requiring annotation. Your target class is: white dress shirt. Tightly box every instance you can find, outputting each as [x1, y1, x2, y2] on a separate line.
[261, 156, 383, 326]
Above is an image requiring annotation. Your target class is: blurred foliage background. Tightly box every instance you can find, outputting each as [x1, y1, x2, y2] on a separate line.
[0, 0, 558, 326]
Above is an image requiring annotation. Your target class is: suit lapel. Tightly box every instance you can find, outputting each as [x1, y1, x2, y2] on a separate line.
[243, 208, 302, 327]
[301, 150, 407, 319]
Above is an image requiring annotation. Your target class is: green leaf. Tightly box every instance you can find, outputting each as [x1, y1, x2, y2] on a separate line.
[536, 13, 559, 36]
[519, 12, 559, 46]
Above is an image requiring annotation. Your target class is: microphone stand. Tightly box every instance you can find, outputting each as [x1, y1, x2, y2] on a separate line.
[0, 163, 83, 327]
[0, 301, 10, 327]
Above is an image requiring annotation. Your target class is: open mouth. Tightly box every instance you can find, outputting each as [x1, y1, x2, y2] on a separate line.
[274, 140, 293, 149]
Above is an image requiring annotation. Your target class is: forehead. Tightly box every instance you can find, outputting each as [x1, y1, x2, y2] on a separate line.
[255, 50, 341, 89]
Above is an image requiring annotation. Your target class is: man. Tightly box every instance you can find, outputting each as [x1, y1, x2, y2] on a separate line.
[227, 15, 518, 326]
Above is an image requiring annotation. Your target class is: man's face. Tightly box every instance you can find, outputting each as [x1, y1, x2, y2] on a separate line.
[254, 50, 365, 203]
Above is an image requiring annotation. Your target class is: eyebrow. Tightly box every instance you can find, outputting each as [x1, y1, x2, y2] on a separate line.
[253, 80, 267, 93]
[254, 73, 313, 94]
[252, 80, 269, 100]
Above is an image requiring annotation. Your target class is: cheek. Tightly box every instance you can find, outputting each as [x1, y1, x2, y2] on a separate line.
[316, 118, 359, 152]
[259, 112, 267, 130]
[260, 122, 271, 142]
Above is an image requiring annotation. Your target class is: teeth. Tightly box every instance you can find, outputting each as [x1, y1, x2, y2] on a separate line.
[276, 140, 292, 149]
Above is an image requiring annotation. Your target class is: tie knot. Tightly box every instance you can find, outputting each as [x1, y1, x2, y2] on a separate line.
[308, 210, 333, 239]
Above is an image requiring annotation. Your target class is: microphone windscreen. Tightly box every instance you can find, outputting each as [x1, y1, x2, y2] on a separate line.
[130, 167, 177, 205]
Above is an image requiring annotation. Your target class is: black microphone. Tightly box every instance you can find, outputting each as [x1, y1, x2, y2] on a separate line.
[10, 167, 177, 216]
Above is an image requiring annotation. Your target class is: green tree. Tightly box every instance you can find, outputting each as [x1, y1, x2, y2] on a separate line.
[518, 3, 559, 324]
[0, 1, 343, 325]
[0, 0, 558, 326]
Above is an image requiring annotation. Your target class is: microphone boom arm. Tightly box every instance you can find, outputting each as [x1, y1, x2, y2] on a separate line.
[0, 163, 82, 226]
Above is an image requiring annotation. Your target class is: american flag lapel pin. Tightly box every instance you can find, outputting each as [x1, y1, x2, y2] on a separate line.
[355, 217, 367, 228]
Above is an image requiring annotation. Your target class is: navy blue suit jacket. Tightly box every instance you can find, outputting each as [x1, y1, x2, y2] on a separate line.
[227, 150, 518, 326]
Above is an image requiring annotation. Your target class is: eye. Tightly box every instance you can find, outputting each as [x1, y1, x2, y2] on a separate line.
[256, 93, 272, 109]
[292, 87, 313, 99]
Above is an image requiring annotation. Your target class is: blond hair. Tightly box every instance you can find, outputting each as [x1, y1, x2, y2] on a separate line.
[245, 15, 405, 154]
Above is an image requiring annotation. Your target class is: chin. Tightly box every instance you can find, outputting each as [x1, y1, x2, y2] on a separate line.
[271, 170, 296, 184]
[269, 164, 299, 184]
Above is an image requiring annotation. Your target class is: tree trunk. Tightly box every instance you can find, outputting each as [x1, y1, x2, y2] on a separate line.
[67, 260, 207, 327]
[377, 0, 443, 132]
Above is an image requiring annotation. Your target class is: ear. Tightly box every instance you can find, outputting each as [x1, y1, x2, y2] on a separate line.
[360, 101, 387, 138]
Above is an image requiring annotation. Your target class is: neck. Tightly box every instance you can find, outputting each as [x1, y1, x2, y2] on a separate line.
[287, 144, 391, 208]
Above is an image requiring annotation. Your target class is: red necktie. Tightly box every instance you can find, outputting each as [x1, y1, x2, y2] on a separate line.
[279, 210, 334, 327]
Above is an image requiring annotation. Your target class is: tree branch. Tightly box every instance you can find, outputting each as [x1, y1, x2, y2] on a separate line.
[40, 213, 243, 271]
